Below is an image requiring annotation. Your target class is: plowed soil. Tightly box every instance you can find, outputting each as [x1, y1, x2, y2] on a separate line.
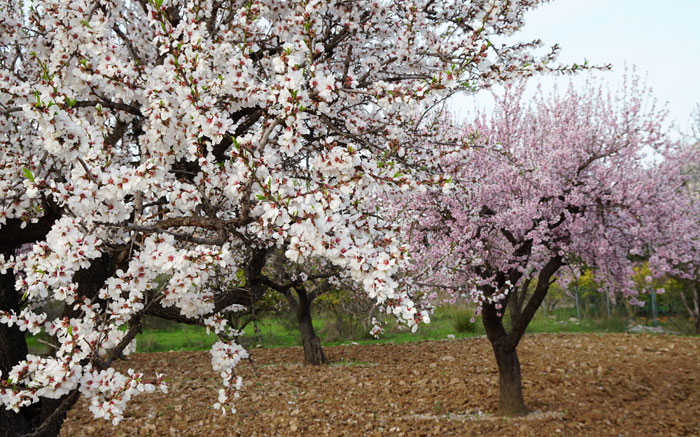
[61, 334, 700, 436]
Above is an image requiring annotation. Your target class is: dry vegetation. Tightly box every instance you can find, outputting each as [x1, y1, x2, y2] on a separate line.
[62, 334, 700, 436]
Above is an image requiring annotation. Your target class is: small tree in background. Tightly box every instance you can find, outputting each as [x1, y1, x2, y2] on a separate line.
[258, 251, 340, 365]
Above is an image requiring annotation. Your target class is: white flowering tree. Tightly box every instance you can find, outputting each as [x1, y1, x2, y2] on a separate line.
[0, 0, 572, 435]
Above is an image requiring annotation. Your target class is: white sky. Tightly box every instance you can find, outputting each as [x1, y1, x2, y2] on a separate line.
[456, 0, 700, 137]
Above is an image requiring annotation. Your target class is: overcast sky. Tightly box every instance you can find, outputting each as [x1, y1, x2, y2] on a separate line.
[460, 0, 700, 137]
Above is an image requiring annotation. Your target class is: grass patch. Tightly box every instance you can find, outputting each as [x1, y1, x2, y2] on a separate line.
[128, 307, 618, 352]
[23, 305, 694, 355]
[26, 335, 50, 355]
[135, 324, 217, 352]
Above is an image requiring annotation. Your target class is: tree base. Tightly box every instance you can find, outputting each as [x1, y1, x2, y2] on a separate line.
[496, 402, 529, 417]
[302, 337, 329, 365]
[492, 344, 528, 417]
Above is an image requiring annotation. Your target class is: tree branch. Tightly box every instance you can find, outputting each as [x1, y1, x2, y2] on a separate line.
[505, 255, 562, 349]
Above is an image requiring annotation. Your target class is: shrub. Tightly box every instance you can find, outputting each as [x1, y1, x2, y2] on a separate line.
[452, 316, 478, 333]
[320, 311, 374, 342]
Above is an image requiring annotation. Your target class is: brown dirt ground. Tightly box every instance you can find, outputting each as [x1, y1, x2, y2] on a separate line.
[60, 333, 700, 436]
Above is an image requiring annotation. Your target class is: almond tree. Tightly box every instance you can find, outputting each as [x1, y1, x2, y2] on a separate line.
[259, 250, 432, 365]
[404, 78, 698, 416]
[259, 250, 339, 365]
[0, 0, 569, 435]
[647, 191, 700, 334]
[659, 104, 700, 333]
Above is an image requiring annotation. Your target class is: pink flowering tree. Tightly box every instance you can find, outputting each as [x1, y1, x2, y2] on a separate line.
[659, 106, 700, 333]
[0, 0, 575, 435]
[647, 184, 700, 333]
[403, 78, 698, 416]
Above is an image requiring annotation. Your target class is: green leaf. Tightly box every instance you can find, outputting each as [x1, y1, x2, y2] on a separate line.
[22, 167, 35, 182]
[66, 97, 77, 108]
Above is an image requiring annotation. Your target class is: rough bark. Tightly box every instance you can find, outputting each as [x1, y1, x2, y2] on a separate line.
[0, 211, 64, 437]
[0, 245, 38, 437]
[64, 252, 119, 319]
[491, 342, 528, 416]
[482, 299, 527, 416]
[294, 286, 328, 365]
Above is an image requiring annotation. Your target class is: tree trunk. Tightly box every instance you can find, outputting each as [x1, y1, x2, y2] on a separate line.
[480, 255, 562, 417]
[0, 285, 82, 437]
[482, 301, 527, 416]
[295, 287, 328, 365]
[1, 246, 115, 437]
[694, 284, 700, 335]
[0, 211, 69, 437]
[491, 342, 528, 416]
[0, 245, 37, 437]
[0, 248, 68, 437]
[678, 281, 700, 334]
